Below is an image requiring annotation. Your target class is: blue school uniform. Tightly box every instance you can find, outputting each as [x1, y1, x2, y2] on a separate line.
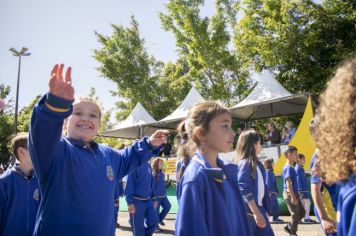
[176, 159, 190, 200]
[176, 150, 250, 236]
[295, 164, 310, 199]
[114, 179, 124, 226]
[28, 94, 160, 236]
[125, 162, 158, 236]
[0, 166, 41, 236]
[153, 170, 171, 223]
[310, 153, 340, 236]
[238, 159, 274, 236]
[337, 174, 356, 236]
[282, 164, 298, 194]
[265, 169, 280, 220]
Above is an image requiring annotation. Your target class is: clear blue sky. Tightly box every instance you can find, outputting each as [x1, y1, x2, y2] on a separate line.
[0, 0, 214, 112]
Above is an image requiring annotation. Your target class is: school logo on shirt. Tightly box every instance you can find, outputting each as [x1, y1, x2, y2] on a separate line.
[33, 188, 40, 201]
[106, 166, 114, 181]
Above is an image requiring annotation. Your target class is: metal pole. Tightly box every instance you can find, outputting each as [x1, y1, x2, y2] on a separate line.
[14, 56, 22, 134]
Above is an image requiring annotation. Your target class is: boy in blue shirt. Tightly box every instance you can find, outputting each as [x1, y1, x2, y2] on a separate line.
[0, 133, 41, 236]
[296, 153, 317, 224]
[282, 146, 305, 236]
[28, 64, 168, 236]
[125, 162, 158, 236]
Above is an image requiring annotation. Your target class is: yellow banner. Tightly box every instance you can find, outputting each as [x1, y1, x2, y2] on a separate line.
[164, 159, 177, 175]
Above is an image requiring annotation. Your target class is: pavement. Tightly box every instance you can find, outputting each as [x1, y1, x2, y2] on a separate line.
[115, 212, 326, 236]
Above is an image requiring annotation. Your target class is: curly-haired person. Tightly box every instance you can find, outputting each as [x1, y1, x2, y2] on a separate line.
[314, 58, 356, 236]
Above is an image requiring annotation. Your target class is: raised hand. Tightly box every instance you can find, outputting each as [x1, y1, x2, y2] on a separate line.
[149, 130, 169, 147]
[49, 64, 74, 101]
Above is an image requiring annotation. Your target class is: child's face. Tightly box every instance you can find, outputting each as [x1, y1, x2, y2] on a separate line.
[298, 158, 305, 165]
[288, 151, 298, 163]
[18, 147, 33, 168]
[66, 101, 100, 142]
[204, 112, 235, 153]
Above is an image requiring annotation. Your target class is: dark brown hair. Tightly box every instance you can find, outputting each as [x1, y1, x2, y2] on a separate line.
[263, 158, 274, 172]
[236, 129, 261, 179]
[284, 146, 298, 157]
[11, 132, 28, 160]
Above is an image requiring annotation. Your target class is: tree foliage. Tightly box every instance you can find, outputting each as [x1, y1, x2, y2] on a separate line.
[234, 0, 356, 94]
[160, 0, 251, 106]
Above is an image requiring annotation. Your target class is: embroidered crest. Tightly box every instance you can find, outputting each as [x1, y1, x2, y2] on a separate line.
[106, 166, 114, 181]
[33, 188, 40, 201]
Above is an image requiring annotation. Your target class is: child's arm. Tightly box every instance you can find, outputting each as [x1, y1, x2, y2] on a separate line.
[237, 161, 266, 228]
[286, 178, 298, 205]
[29, 64, 74, 184]
[311, 182, 336, 233]
[125, 172, 136, 214]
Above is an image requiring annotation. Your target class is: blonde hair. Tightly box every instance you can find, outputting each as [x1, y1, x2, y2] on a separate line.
[314, 58, 356, 183]
[74, 96, 102, 119]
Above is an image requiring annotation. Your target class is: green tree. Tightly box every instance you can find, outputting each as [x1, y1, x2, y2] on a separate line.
[0, 84, 14, 169]
[234, 0, 356, 94]
[160, 0, 251, 106]
[17, 95, 41, 132]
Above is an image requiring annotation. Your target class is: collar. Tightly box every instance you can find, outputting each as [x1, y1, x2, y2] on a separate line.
[193, 150, 226, 183]
[14, 165, 34, 179]
[66, 137, 99, 149]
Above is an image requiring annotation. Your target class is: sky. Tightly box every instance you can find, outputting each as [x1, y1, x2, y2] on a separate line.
[0, 0, 215, 113]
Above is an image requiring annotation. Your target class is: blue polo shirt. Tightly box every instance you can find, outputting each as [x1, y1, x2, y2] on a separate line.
[282, 164, 298, 194]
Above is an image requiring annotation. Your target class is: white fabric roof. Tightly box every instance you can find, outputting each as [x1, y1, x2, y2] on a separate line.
[102, 103, 158, 139]
[152, 86, 205, 129]
[230, 70, 308, 120]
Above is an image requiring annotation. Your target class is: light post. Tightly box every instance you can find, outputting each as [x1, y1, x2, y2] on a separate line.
[9, 47, 31, 134]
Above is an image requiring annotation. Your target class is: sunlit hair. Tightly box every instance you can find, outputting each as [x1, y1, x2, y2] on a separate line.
[176, 121, 196, 181]
[236, 129, 261, 179]
[314, 58, 356, 183]
[11, 132, 28, 160]
[74, 96, 102, 119]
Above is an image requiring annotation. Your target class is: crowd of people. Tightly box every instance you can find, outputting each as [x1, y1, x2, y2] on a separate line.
[0, 58, 355, 236]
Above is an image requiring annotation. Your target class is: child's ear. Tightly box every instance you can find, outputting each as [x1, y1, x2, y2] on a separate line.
[17, 147, 26, 159]
[195, 127, 206, 141]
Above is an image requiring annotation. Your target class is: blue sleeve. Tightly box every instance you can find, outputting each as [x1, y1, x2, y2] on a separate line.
[310, 158, 321, 184]
[0, 178, 7, 228]
[28, 93, 73, 185]
[125, 171, 136, 205]
[111, 137, 161, 180]
[283, 166, 292, 182]
[237, 160, 255, 203]
[175, 180, 208, 236]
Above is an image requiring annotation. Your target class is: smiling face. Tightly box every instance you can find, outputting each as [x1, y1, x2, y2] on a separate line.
[203, 112, 235, 153]
[66, 101, 100, 142]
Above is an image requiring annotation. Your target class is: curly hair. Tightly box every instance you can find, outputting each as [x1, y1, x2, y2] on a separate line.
[314, 58, 356, 183]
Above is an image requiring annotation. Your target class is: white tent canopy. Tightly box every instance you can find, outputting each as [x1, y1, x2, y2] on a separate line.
[151, 86, 206, 129]
[102, 102, 158, 139]
[230, 70, 308, 120]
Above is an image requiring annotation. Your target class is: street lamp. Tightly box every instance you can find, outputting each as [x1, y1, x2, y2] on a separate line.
[9, 47, 31, 134]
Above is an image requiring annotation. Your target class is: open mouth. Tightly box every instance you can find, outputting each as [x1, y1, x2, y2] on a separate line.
[77, 124, 93, 130]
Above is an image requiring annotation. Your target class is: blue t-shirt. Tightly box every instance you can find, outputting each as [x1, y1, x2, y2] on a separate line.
[282, 164, 298, 194]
